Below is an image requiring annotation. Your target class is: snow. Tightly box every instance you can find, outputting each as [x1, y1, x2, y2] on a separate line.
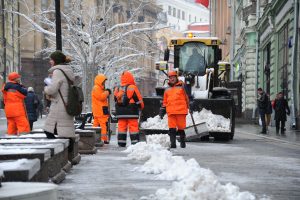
[3, 134, 47, 138]
[140, 109, 231, 132]
[124, 135, 259, 200]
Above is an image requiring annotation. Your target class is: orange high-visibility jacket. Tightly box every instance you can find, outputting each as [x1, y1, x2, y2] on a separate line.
[2, 81, 28, 118]
[91, 74, 109, 117]
[163, 81, 189, 115]
[114, 71, 144, 118]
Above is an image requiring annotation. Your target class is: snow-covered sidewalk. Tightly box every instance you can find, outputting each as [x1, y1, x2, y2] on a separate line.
[57, 134, 270, 200]
[57, 137, 172, 200]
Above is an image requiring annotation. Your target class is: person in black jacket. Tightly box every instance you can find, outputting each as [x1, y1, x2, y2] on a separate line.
[25, 87, 40, 130]
[273, 92, 290, 135]
[265, 93, 273, 132]
[257, 88, 268, 134]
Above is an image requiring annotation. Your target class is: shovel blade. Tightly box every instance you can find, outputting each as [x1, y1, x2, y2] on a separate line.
[185, 122, 209, 141]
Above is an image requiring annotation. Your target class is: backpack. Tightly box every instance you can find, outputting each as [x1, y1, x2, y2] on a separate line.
[57, 69, 84, 116]
[116, 85, 130, 106]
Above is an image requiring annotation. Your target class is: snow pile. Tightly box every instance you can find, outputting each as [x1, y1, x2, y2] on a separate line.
[140, 115, 169, 130]
[145, 134, 170, 148]
[124, 142, 169, 161]
[140, 109, 230, 132]
[125, 135, 257, 200]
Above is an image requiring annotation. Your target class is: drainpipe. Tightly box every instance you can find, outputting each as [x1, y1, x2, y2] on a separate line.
[253, 0, 260, 119]
[1, 0, 6, 82]
[230, 0, 236, 81]
[290, 0, 299, 129]
[18, 1, 20, 69]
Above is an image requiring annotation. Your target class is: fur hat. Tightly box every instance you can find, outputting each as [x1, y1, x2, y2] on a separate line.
[50, 50, 66, 65]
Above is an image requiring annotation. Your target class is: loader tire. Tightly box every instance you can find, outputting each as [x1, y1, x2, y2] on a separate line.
[200, 135, 209, 141]
[214, 134, 230, 141]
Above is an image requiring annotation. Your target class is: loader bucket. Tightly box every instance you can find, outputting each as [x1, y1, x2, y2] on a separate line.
[191, 98, 235, 141]
[140, 96, 162, 122]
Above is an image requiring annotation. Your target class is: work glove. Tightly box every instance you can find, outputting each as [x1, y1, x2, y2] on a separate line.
[106, 88, 112, 95]
[159, 107, 166, 119]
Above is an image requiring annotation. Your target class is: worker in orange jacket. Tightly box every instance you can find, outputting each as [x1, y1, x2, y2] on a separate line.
[159, 71, 189, 148]
[92, 74, 111, 144]
[114, 71, 144, 147]
[2, 72, 30, 135]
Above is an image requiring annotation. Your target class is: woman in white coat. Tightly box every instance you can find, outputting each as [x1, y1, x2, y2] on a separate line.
[44, 51, 76, 139]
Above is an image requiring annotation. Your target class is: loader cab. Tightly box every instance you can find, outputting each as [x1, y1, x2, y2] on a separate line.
[167, 37, 222, 88]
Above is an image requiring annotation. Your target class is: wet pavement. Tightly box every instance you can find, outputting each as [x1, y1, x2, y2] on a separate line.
[0, 117, 300, 199]
[236, 123, 300, 145]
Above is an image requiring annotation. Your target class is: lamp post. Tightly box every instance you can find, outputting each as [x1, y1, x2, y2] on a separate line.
[55, 0, 62, 50]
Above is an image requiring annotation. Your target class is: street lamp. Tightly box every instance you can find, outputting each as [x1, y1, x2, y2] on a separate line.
[55, 0, 62, 50]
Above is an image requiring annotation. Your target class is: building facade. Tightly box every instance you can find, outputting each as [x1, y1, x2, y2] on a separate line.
[257, 0, 299, 128]
[0, 1, 21, 86]
[0, 1, 21, 109]
[156, 0, 209, 32]
[210, 0, 232, 60]
[231, 0, 300, 129]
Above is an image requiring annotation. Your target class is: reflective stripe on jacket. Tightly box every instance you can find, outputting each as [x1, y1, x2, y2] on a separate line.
[114, 71, 144, 119]
[163, 81, 189, 115]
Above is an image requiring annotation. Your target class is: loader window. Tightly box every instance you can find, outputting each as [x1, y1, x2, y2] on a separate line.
[179, 43, 214, 76]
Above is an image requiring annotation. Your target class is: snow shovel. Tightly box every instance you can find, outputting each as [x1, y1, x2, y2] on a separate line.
[185, 110, 209, 141]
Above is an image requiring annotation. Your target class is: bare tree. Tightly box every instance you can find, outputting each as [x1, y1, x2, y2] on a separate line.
[12, 0, 163, 111]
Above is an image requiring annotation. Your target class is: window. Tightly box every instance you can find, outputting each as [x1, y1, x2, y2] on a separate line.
[194, 16, 197, 22]
[41, 0, 48, 10]
[189, 14, 191, 22]
[64, 0, 69, 10]
[277, 23, 289, 98]
[182, 11, 185, 20]
[177, 9, 180, 19]
[173, 8, 176, 17]
[168, 6, 171, 15]
[263, 43, 271, 95]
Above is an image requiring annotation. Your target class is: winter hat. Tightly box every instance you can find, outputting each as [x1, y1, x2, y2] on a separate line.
[50, 50, 66, 65]
[8, 72, 21, 81]
[28, 87, 34, 92]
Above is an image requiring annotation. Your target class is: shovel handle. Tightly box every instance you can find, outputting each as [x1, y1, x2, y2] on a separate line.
[189, 110, 199, 135]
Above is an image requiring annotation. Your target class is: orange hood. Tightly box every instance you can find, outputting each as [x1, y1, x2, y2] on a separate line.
[94, 74, 107, 89]
[121, 71, 136, 86]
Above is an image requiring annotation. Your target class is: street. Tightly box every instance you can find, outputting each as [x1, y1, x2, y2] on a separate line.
[55, 123, 300, 200]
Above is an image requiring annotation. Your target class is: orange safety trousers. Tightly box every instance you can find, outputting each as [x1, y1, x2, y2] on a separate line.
[117, 118, 139, 146]
[168, 114, 186, 130]
[7, 116, 30, 135]
[93, 116, 109, 142]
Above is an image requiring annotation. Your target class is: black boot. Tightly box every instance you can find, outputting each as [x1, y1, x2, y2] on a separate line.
[169, 128, 177, 148]
[130, 133, 140, 145]
[178, 130, 186, 148]
[118, 132, 127, 147]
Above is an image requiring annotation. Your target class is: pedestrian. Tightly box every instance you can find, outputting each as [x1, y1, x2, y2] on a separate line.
[257, 88, 268, 134]
[265, 93, 272, 131]
[24, 87, 40, 130]
[1, 72, 30, 135]
[43, 50, 76, 139]
[159, 71, 189, 148]
[92, 74, 111, 144]
[114, 71, 144, 147]
[273, 92, 290, 135]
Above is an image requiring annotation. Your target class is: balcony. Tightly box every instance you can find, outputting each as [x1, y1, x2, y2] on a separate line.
[242, 2, 256, 22]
